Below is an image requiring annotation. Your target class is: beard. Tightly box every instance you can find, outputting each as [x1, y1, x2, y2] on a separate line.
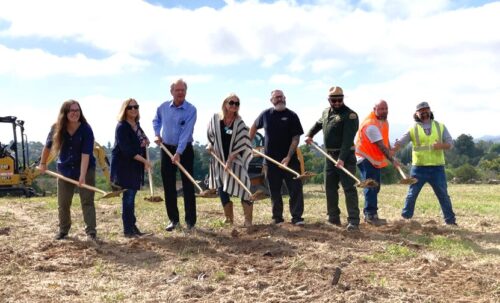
[274, 102, 286, 111]
[419, 112, 430, 120]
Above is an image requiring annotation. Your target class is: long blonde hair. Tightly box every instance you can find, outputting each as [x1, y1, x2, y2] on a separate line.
[117, 98, 140, 122]
[52, 100, 88, 154]
[220, 93, 241, 120]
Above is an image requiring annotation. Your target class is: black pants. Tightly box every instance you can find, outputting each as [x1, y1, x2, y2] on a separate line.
[325, 151, 360, 225]
[161, 143, 196, 226]
[267, 160, 304, 222]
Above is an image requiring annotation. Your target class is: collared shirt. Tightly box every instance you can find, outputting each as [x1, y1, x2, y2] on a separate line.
[45, 122, 96, 180]
[152, 100, 197, 154]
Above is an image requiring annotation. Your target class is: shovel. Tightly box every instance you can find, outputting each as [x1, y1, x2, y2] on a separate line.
[144, 148, 163, 202]
[396, 165, 418, 185]
[209, 151, 266, 201]
[158, 143, 217, 198]
[42, 169, 125, 199]
[252, 149, 316, 181]
[310, 143, 378, 188]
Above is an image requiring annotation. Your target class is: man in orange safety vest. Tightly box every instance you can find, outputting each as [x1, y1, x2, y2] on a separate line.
[355, 100, 399, 226]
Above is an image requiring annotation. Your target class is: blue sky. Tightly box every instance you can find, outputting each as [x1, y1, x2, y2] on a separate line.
[1, 0, 499, 146]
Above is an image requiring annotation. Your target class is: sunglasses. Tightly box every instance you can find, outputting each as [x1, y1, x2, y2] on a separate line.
[126, 105, 139, 110]
[228, 100, 240, 106]
[328, 97, 344, 104]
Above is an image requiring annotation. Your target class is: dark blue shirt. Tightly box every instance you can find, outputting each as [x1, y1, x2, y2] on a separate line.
[254, 108, 304, 164]
[45, 122, 96, 180]
[110, 121, 147, 190]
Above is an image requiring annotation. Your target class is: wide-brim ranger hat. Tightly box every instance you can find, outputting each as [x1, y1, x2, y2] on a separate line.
[328, 86, 344, 97]
[416, 101, 430, 110]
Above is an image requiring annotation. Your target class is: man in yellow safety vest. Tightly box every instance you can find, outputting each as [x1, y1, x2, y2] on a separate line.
[394, 102, 456, 225]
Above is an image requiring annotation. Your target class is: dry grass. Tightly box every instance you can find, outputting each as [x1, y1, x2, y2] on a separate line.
[0, 184, 499, 302]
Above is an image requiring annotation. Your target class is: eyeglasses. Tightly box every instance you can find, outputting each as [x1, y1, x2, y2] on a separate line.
[69, 108, 80, 113]
[228, 101, 240, 107]
[126, 105, 139, 110]
[328, 97, 344, 104]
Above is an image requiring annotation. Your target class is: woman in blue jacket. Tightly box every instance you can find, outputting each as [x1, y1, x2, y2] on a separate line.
[111, 98, 151, 238]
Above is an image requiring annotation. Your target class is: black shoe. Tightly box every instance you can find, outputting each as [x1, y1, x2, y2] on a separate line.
[364, 214, 387, 226]
[446, 222, 458, 226]
[133, 225, 145, 236]
[346, 223, 359, 232]
[186, 224, 195, 231]
[272, 218, 284, 225]
[291, 218, 305, 226]
[124, 233, 138, 238]
[165, 222, 179, 232]
[87, 233, 97, 241]
[328, 218, 341, 226]
[54, 232, 68, 240]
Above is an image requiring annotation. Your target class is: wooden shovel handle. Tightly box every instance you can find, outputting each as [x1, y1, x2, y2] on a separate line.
[252, 149, 300, 177]
[44, 169, 107, 195]
[310, 143, 361, 184]
[146, 148, 154, 196]
[396, 165, 408, 179]
[210, 151, 253, 196]
[158, 143, 203, 193]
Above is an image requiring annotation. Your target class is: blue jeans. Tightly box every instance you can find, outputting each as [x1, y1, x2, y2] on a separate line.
[402, 165, 456, 224]
[122, 189, 137, 234]
[357, 159, 381, 217]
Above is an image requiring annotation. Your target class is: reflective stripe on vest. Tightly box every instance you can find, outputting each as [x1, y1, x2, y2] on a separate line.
[355, 112, 389, 168]
[409, 121, 445, 166]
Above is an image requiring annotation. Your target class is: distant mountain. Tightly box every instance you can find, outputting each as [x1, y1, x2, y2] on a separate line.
[476, 135, 500, 143]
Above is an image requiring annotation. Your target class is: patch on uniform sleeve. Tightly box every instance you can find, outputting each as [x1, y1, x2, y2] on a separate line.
[349, 113, 357, 119]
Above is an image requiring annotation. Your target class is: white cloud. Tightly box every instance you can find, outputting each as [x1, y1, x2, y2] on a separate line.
[0, 45, 149, 78]
[269, 74, 303, 85]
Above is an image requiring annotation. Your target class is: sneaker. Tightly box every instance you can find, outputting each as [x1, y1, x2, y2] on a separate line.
[292, 219, 306, 226]
[364, 214, 387, 226]
[165, 222, 179, 232]
[346, 223, 359, 232]
[292, 218, 305, 226]
[54, 232, 68, 240]
[271, 218, 284, 225]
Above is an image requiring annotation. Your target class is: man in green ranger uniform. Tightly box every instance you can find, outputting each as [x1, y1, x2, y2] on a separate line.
[305, 86, 360, 231]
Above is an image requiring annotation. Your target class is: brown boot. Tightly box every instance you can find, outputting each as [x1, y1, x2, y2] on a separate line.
[223, 202, 234, 224]
[242, 201, 253, 227]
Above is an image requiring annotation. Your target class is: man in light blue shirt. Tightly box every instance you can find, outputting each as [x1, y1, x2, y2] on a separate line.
[153, 79, 198, 231]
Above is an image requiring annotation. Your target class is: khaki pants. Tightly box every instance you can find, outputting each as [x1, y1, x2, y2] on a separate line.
[57, 168, 96, 235]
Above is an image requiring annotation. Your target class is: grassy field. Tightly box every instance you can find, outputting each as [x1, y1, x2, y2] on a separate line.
[0, 184, 499, 302]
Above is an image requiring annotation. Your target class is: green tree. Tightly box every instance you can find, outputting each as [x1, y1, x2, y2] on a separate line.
[453, 164, 479, 182]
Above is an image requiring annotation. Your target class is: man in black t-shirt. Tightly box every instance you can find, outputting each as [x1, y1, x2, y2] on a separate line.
[249, 89, 305, 225]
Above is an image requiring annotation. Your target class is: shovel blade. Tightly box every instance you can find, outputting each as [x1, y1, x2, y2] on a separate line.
[196, 189, 218, 198]
[399, 178, 418, 185]
[356, 179, 379, 188]
[144, 196, 164, 202]
[100, 189, 126, 199]
[250, 190, 267, 201]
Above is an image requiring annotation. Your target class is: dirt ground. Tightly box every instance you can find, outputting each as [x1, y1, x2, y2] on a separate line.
[0, 185, 499, 303]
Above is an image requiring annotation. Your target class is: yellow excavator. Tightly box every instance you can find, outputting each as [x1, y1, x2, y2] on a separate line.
[0, 116, 111, 197]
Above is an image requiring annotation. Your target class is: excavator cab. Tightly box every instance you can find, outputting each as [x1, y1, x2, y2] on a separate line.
[0, 116, 37, 197]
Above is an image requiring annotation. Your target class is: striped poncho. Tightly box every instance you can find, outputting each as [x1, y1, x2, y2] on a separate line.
[207, 113, 253, 200]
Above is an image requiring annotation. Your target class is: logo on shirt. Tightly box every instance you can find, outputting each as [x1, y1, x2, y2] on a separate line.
[281, 117, 288, 121]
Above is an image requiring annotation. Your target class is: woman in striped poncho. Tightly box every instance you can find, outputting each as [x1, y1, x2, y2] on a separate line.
[207, 93, 254, 226]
